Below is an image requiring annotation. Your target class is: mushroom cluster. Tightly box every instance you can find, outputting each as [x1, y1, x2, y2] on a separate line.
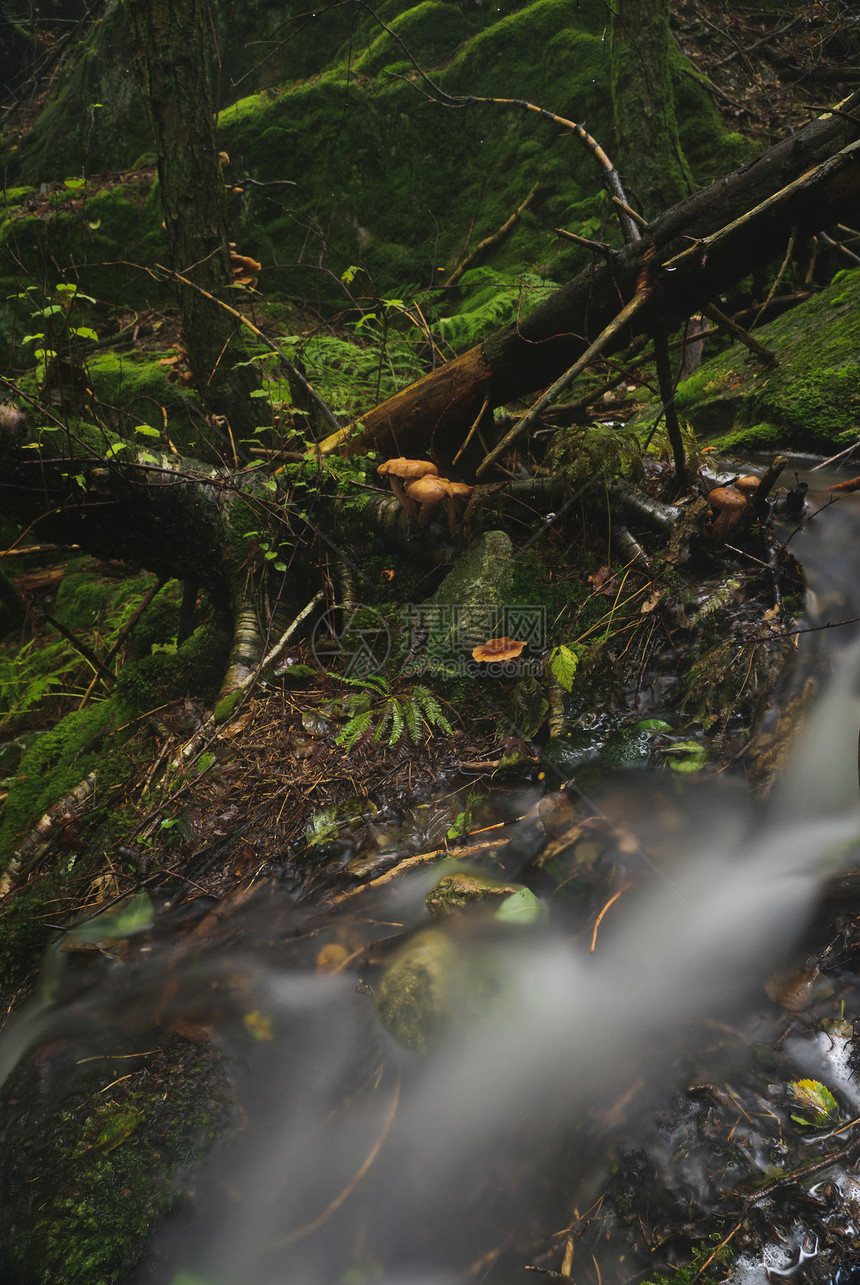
[703, 474, 761, 542]
[229, 243, 261, 287]
[377, 458, 474, 535]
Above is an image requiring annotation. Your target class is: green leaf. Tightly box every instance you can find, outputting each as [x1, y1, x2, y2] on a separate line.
[94, 1107, 141, 1151]
[134, 424, 161, 437]
[495, 887, 547, 924]
[341, 264, 362, 285]
[104, 441, 129, 457]
[636, 718, 673, 732]
[21, 332, 44, 344]
[64, 177, 86, 190]
[72, 326, 99, 341]
[387, 698, 405, 746]
[550, 645, 579, 692]
[68, 891, 154, 944]
[250, 388, 269, 398]
[197, 752, 216, 775]
[790, 1078, 839, 1128]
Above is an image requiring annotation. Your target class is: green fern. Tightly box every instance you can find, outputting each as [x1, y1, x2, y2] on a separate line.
[413, 686, 453, 735]
[437, 268, 558, 350]
[334, 679, 453, 750]
[336, 706, 374, 751]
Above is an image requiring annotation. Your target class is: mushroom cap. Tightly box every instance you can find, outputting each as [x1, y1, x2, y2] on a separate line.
[404, 475, 450, 503]
[230, 252, 262, 275]
[445, 481, 474, 500]
[472, 636, 526, 663]
[706, 485, 747, 511]
[733, 474, 761, 497]
[377, 458, 439, 480]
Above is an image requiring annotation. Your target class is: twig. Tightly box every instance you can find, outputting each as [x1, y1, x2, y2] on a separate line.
[43, 612, 116, 688]
[152, 263, 341, 437]
[446, 183, 540, 286]
[270, 1072, 401, 1248]
[330, 837, 508, 903]
[554, 227, 613, 258]
[590, 882, 633, 953]
[752, 232, 796, 329]
[701, 301, 777, 364]
[453, 396, 490, 466]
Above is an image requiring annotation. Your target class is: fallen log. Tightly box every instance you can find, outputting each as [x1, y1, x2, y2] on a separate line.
[320, 92, 860, 463]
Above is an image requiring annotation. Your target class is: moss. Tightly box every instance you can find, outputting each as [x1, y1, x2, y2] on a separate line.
[0, 701, 118, 858]
[86, 351, 206, 457]
[0, 1038, 237, 1285]
[52, 560, 156, 630]
[0, 179, 168, 356]
[0, 621, 226, 862]
[3, 0, 735, 339]
[667, 270, 860, 452]
[352, 1, 470, 74]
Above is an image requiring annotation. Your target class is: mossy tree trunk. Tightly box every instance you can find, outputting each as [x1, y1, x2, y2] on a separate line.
[125, 0, 268, 442]
[609, 0, 694, 219]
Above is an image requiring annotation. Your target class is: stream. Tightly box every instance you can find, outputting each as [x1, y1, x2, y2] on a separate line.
[5, 460, 860, 1285]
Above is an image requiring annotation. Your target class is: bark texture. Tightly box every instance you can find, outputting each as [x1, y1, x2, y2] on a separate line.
[609, 0, 694, 217]
[125, 0, 267, 439]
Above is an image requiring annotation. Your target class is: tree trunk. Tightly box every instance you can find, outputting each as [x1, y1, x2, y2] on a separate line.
[125, 0, 268, 441]
[322, 91, 860, 463]
[609, 0, 694, 218]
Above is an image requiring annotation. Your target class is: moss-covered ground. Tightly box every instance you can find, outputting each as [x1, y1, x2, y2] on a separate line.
[664, 268, 860, 453]
[0, 1035, 237, 1285]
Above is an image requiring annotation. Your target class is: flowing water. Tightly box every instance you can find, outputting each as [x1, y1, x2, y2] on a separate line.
[5, 462, 860, 1285]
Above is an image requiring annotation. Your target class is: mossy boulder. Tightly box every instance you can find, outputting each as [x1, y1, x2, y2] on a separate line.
[3, 0, 739, 313]
[0, 1034, 236, 1285]
[646, 269, 860, 453]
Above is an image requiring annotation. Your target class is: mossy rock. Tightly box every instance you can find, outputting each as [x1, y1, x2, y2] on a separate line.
[0, 1035, 236, 1285]
[4, 0, 737, 322]
[85, 351, 207, 458]
[660, 269, 860, 453]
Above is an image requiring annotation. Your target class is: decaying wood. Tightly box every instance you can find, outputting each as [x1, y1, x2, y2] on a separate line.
[319, 94, 860, 461]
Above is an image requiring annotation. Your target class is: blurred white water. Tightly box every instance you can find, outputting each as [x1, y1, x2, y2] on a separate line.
[7, 463, 860, 1285]
[128, 621, 860, 1285]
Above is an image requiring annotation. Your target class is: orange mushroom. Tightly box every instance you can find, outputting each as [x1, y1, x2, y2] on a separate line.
[444, 480, 475, 536]
[472, 637, 526, 663]
[703, 485, 749, 542]
[733, 474, 761, 500]
[404, 474, 451, 526]
[230, 251, 261, 287]
[377, 458, 439, 516]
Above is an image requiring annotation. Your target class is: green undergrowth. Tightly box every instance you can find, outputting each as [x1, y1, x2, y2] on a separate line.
[6, 0, 739, 319]
[1, 617, 225, 846]
[85, 351, 207, 458]
[0, 179, 167, 351]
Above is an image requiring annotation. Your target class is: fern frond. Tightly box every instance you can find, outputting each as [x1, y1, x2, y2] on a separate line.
[413, 686, 453, 734]
[373, 698, 395, 744]
[386, 698, 406, 747]
[336, 708, 373, 751]
[401, 692, 422, 743]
